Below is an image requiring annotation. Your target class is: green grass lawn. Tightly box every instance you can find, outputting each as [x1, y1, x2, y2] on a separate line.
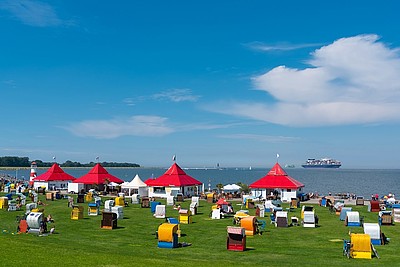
[1, 194, 399, 267]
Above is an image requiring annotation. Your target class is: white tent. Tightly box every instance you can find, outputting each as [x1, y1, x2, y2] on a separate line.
[223, 184, 241, 191]
[121, 174, 148, 196]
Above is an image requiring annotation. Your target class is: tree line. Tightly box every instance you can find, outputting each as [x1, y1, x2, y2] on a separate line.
[0, 156, 140, 168]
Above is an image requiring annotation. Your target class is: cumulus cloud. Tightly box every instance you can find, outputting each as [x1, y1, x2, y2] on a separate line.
[214, 34, 400, 126]
[63, 115, 174, 139]
[152, 88, 200, 102]
[0, 0, 69, 27]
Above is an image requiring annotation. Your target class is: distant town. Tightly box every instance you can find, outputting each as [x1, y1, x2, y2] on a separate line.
[0, 156, 140, 168]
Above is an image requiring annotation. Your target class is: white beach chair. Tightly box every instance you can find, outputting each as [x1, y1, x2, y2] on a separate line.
[346, 211, 361, 227]
[303, 211, 315, 227]
[364, 223, 381, 245]
[166, 196, 174, 206]
[154, 205, 166, 219]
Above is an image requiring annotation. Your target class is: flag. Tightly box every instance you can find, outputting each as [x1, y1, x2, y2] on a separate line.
[276, 153, 280, 158]
[172, 155, 176, 161]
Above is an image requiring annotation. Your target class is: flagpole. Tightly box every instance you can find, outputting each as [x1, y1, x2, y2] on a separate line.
[276, 153, 280, 163]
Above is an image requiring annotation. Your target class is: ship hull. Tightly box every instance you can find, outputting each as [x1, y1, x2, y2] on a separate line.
[301, 164, 341, 168]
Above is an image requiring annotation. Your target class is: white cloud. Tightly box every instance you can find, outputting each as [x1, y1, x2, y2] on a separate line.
[213, 34, 400, 126]
[152, 88, 200, 102]
[246, 41, 324, 52]
[219, 134, 299, 143]
[64, 115, 174, 139]
[0, 0, 66, 27]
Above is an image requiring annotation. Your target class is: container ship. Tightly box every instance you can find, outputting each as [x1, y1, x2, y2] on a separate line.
[301, 158, 341, 168]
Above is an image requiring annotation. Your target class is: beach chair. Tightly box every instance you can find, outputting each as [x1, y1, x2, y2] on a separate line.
[189, 202, 197, 215]
[179, 209, 191, 224]
[349, 234, 373, 259]
[7, 202, 17, 212]
[255, 204, 265, 217]
[167, 217, 181, 237]
[88, 202, 99, 216]
[166, 196, 174, 206]
[368, 200, 380, 212]
[393, 204, 400, 223]
[291, 216, 299, 226]
[302, 211, 316, 228]
[227, 226, 246, 251]
[141, 197, 150, 208]
[340, 207, 352, 221]
[191, 196, 200, 207]
[301, 205, 314, 219]
[111, 206, 124, 220]
[158, 223, 179, 248]
[0, 197, 8, 210]
[275, 211, 288, 227]
[290, 198, 299, 209]
[150, 201, 161, 213]
[240, 216, 257, 236]
[101, 211, 117, 229]
[233, 210, 249, 224]
[363, 223, 381, 245]
[356, 196, 364, 205]
[379, 211, 393, 225]
[131, 194, 140, 204]
[104, 200, 115, 211]
[334, 202, 345, 214]
[154, 205, 166, 219]
[212, 208, 222, 220]
[26, 212, 44, 234]
[345, 211, 361, 227]
[71, 205, 84, 220]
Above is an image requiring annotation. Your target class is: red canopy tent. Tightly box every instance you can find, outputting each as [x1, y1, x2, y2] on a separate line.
[32, 163, 75, 190]
[249, 163, 304, 201]
[249, 163, 304, 189]
[144, 178, 157, 186]
[33, 163, 76, 182]
[74, 163, 124, 186]
[146, 163, 202, 198]
[147, 163, 202, 187]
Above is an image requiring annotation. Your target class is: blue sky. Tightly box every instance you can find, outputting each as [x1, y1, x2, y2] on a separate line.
[1, 0, 400, 168]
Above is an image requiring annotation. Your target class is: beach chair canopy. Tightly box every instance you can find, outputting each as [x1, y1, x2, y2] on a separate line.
[303, 211, 315, 223]
[347, 211, 360, 223]
[363, 223, 380, 240]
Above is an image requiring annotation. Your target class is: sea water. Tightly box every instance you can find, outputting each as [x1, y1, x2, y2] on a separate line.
[2, 167, 399, 198]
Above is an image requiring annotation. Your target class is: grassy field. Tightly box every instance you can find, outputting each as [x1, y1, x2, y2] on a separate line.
[0, 193, 399, 267]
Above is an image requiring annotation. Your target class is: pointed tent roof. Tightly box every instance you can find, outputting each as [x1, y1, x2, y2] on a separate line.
[74, 163, 124, 185]
[32, 163, 76, 182]
[128, 174, 147, 187]
[147, 163, 202, 187]
[122, 174, 147, 188]
[249, 163, 304, 189]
